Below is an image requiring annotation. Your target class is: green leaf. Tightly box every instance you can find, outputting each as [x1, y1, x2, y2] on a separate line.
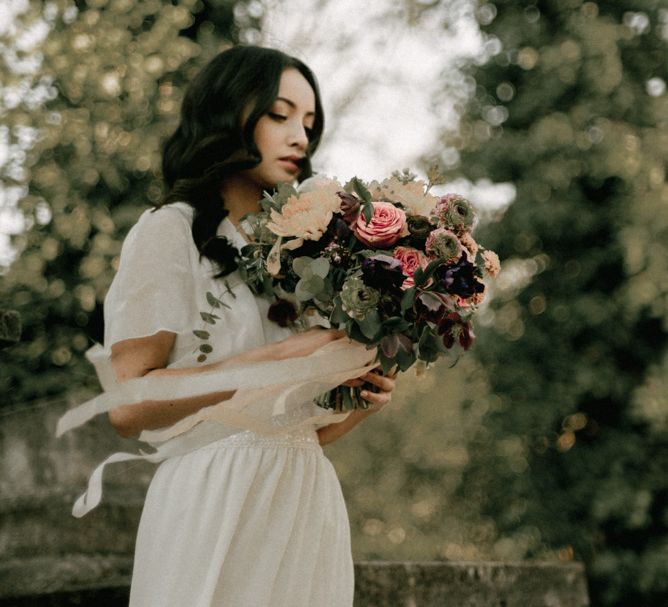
[200, 312, 220, 325]
[206, 291, 221, 308]
[292, 257, 310, 277]
[193, 330, 210, 340]
[349, 322, 373, 345]
[199, 344, 213, 353]
[362, 200, 374, 225]
[330, 299, 349, 325]
[378, 350, 397, 374]
[295, 276, 324, 301]
[358, 310, 381, 340]
[276, 181, 298, 202]
[414, 259, 442, 287]
[419, 292, 443, 312]
[223, 280, 237, 299]
[382, 316, 410, 332]
[350, 176, 372, 203]
[197, 354, 207, 363]
[310, 257, 330, 278]
[401, 287, 416, 311]
[396, 346, 416, 371]
[417, 326, 441, 362]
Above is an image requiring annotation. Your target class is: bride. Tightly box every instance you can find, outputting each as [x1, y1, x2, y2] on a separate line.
[101, 45, 396, 606]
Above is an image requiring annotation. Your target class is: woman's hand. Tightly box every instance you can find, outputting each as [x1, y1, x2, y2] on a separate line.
[343, 366, 398, 412]
[317, 367, 399, 446]
[358, 367, 397, 411]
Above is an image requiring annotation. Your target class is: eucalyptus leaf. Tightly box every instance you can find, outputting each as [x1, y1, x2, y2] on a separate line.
[206, 291, 221, 308]
[310, 257, 330, 278]
[193, 330, 210, 340]
[199, 344, 213, 354]
[293, 257, 310, 277]
[200, 312, 220, 325]
[295, 276, 324, 301]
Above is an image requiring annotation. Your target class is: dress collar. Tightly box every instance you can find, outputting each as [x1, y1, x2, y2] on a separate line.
[218, 217, 250, 250]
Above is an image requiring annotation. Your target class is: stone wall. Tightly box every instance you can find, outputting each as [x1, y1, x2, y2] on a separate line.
[0, 398, 589, 606]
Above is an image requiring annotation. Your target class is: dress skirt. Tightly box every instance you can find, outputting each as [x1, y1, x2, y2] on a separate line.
[128, 427, 354, 607]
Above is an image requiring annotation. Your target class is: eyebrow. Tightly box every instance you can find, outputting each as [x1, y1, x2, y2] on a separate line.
[275, 96, 315, 117]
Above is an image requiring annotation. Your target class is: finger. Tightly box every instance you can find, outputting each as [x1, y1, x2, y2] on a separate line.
[360, 389, 391, 408]
[361, 372, 396, 393]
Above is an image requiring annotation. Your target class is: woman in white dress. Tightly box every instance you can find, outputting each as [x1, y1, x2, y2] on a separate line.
[104, 46, 397, 606]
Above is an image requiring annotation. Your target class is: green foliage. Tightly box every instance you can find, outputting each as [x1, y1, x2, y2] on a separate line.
[0, 0, 253, 405]
[450, 1, 668, 605]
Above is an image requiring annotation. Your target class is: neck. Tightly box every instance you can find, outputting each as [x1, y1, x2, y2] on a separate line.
[219, 174, 264, 226]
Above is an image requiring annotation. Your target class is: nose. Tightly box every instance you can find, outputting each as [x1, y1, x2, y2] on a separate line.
[288, 122, 309, 151]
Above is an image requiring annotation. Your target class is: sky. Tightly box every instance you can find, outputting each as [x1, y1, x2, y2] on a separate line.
[0, 0, 515, 267]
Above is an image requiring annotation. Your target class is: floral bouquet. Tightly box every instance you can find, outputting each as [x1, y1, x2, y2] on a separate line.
[237, 170, 500, 410]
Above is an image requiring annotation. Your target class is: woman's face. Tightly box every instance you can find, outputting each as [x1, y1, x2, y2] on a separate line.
[244, 68, 317, 188]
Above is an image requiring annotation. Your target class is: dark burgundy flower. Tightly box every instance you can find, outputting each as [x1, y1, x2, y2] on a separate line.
[361, 254, 405, 291]
[437, 312, 475, 350]
[436, 253, 485, 298]
[338, 191, 361, 225]
[267, 298, 298, 327]
[334, 217, 352, 241]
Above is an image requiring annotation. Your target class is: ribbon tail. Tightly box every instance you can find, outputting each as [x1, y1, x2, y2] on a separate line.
[71, 451, 144, 518]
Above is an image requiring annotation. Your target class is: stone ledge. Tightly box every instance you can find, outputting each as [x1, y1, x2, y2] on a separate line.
[0, 555, 132, 602]
[0, 557, 589, 606]
[353, 560, 589, 607]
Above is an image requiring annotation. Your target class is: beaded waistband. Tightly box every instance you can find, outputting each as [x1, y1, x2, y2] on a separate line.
[212, 428, 322, 450]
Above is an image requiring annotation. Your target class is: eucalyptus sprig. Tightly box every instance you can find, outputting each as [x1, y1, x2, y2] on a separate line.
[193, 282, 235, 363]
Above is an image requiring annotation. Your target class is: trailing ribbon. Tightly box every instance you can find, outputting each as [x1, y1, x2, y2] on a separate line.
[57, 337, 377, 517]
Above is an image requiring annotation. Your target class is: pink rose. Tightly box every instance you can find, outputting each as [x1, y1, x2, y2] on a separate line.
[394, 246, 428, 289]
[355, 201, 408, 248]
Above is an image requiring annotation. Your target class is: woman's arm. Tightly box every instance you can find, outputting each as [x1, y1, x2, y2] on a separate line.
[317, 369, 397, 446]
[108, 327, 345, 438]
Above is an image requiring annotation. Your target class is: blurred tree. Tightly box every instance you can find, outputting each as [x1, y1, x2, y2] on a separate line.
[0, 0, 256, 407]
[449, 1, 668, 605]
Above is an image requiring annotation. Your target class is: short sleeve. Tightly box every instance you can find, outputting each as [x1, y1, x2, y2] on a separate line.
[104, 204, 198, 348]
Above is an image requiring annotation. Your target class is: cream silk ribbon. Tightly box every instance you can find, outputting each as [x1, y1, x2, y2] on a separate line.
[57, 337, 377, 518]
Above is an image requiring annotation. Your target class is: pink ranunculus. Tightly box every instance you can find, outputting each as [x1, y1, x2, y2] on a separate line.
[355, 201, 408, 248]
[482, 249, 501, 278]
[394, 246, 428, 289]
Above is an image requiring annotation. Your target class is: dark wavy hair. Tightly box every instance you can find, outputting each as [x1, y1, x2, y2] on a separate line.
[157, 46, 325, 276]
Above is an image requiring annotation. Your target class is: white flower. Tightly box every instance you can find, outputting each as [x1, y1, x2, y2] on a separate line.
[367, 176, 439, 217]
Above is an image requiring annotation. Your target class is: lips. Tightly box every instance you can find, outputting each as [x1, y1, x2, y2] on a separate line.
[278, 156, 305, 173]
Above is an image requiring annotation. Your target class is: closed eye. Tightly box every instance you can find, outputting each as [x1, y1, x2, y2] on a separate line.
[268, 112, 287, 121]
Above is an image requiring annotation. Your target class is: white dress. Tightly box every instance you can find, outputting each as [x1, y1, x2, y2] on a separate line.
[101, 203, 355, 607]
